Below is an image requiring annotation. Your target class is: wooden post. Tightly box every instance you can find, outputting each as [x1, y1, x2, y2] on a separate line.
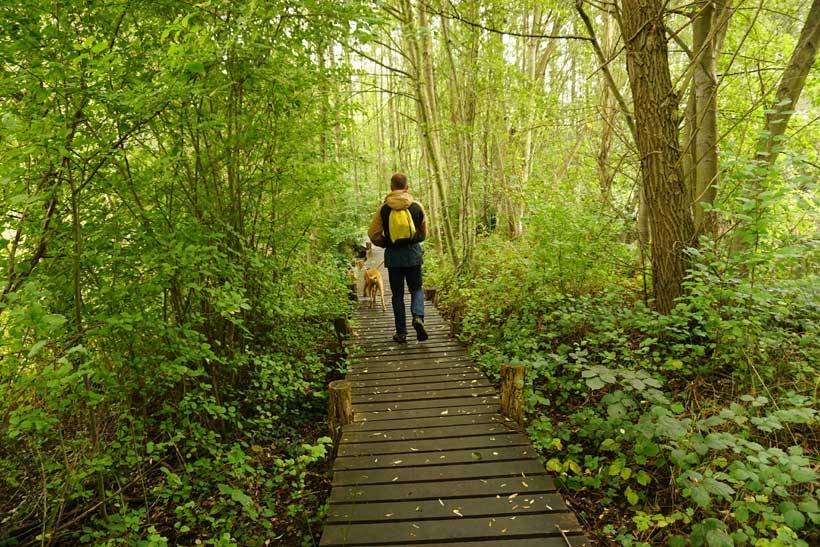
[328, 380, 353, 446]
[500, 364, 525, 424]
[449, 302, 466, 337]
[424, 287, 437, 302]
[347, 281, 357, 302]
[333, 316, 352, 346]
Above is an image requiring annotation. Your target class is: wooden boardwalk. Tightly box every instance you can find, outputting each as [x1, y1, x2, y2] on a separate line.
[320, 250, 587, 546]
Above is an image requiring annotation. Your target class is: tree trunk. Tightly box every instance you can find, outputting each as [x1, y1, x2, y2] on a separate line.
[620, 0, 696, 314]
[692, 1, 720, 236]
[597, 4, 617, 200]
[399, 0, 459, 264]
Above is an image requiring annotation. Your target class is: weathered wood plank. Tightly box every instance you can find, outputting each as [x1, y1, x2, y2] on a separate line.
[354, 403, 500, 422]
[350, 373, 487, 389]
[325, 492, 569, 522]
[352, 386, 496, 404]
[353, 394, 500, 413]
[320, 512, 580, 545]
[332, 459, 547, 486]
[329, 475, 556, 503]
[403, 537, 590, 547]
[345, 412, 502, 432]
[341, 422, 514, 443]
[337, 432, 528, 457]
[333, 446, 536, 471]
[346, 362, 478, 379]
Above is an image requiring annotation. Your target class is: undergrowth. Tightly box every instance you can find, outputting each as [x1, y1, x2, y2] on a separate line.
[428, 205, 819, 547]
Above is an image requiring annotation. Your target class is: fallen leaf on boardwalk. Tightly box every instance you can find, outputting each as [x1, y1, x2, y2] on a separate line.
[411, 524, 419, 529]
[522, 481, 529, 488]
[492, 452, 499, 456]
[501, 528, 508, 533]
[410, 447, 418, 451]
[440, 410, 449, 415]
[438, 499, 444, 506]
[415, 506, 420, 511]
[392, 460, 403, 464]
[508, 493, 518, 500]
[385, 513, 393, 517]
[392, 477, 399, 482]
[453, 509, 463, 517]
[545, 504, 553, 510]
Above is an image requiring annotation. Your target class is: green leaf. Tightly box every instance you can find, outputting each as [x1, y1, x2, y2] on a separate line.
[546, 458, 562, 472]
[636, 470, 651, 486]
[585, 376, 605, 390]
[625, 486, 639, 505]
[705, 529, 733, 547]
[28, 340, 48, 358]
[691, 485, 711, 508]
[783, 509, 805, 530]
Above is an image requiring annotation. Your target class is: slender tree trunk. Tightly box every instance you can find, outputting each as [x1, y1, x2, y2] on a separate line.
[755, 0, 820, 166]
[399, 0, 458, 264]
[597, 4, 617, 199]
[620, 0, 696, 314]
[692, 1, 720, 235]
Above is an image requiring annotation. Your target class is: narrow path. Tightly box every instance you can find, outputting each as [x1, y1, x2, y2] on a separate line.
[320, 248, 588, 546]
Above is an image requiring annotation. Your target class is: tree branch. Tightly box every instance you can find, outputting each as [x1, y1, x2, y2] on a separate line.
[575, 0, 638, 142]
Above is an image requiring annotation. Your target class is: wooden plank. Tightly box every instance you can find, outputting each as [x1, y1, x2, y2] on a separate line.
[337, 432, 528, 457]
[341, 422, 514, 443]
[354, 321, 448, 331]
[357, 339, 457, 350]
[354, 404, 500, 422]
[320, 512, 580, 545]
[346, 362, 478, 379]
[346, 411, 501, 432]
[329, 474, 556, 503]
[348, 360, 474, 375]
[353, 394, 500, 413]
[326, 493, 568, 522]
[353, 380, 492, 397]
[333, 446, 537, 470]
[356, 347, 466, 359]
[353, 386, 496, 404]
[404, 537, 590, 547]
[350, 371, 487, 388]
[349, 356, 473, 368]
[332, 459, 547, 486]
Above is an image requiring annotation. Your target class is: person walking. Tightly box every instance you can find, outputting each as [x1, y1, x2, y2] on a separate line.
[367, 173, 429, 343]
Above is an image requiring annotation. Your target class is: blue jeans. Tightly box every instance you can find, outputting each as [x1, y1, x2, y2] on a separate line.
[388, 265, 424, 335]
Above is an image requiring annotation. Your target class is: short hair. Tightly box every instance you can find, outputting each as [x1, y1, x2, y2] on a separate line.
[390, 173, 408, 190]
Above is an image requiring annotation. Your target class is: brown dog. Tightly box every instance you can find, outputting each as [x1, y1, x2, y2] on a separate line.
[363, 267, 386, 311]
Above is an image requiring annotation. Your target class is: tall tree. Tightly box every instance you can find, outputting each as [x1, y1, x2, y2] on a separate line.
[620, 0, 696, 313]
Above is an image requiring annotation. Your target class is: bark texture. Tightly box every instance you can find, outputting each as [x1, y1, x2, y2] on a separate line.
[620, 0, 696, 314]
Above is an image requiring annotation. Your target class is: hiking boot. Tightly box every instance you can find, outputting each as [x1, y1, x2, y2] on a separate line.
[412, 317, 429, 341]
[392, 333, 407, 344]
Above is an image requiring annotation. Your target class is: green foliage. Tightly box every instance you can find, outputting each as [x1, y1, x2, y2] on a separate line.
[429, 203, 818, 544]
[0, 0, 376, 544]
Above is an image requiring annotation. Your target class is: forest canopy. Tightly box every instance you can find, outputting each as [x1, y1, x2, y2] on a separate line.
[0, 0, 817, 546]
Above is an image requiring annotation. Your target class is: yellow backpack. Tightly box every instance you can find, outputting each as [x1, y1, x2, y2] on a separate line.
[388, 208, 417, 244]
